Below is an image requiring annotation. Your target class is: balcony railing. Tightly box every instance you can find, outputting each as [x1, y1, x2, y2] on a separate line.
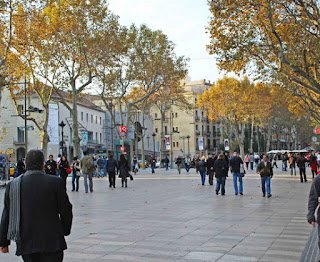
[13, 138, 25, 145]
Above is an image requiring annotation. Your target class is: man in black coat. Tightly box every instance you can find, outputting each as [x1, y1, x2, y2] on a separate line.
[206, 154, 215, 186]
[45, 154, 57, 176]
[0, 150, 73, 261]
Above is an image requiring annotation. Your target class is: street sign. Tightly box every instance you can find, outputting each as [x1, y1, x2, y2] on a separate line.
[120, 125, 127, 133]
[313, 128, 320, 135]
[120, 125, 127, 137]
[224, 139, 230, 151]
[312, 136, 318, 142]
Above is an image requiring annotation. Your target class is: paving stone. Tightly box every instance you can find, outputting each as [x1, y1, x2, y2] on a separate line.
[0, 169, 316, 262]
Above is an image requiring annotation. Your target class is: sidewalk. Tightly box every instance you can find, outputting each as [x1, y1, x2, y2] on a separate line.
[0, 168, 316, 261]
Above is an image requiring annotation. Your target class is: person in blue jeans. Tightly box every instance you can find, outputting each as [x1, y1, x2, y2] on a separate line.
[214, 154, 228, 195]
[256, 154, 273, 198]
[198, 156, 206, 185]
[229, 152, 244, 195]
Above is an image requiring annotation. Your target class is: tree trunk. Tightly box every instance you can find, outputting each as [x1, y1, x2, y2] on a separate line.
[250, 120, 254, 153]
[256, 126, 261, 153]
[72, 81, 80, 157]
[239, 123, 245, 159]
[266, 123, 272, 152]
[41, 105, 50, 158]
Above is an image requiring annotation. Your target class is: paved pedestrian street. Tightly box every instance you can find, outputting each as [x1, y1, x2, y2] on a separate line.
[0, 168, 316, 261]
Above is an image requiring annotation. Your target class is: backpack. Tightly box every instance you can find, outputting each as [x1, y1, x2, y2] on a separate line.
[97, 158, 104, 168]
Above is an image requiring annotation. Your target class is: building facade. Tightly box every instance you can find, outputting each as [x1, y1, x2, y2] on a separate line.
[0, 87, 106, 162]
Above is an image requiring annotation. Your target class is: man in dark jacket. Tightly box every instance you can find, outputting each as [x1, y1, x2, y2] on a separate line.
[107, 154, 118, 188]
[229, 152, 244, 195]
[297, 153, 307, 183]
[256, 154, 273, 198]
[206, 154, 215, 186]
[214, 154, 228, 195]
[0, 149, 73, 261]
[307, 175, 320, 250]
[45, 154, 57, 176]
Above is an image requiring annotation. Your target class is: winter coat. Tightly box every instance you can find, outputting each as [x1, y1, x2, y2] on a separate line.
[214, 159, 228, 178]
[229, 156, 243, 173]
[256, 161, 273, 177]
[118, 159, 130, 178]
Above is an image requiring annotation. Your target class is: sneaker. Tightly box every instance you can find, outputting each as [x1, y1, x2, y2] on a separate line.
[235, 193, 238, 196]
[216, 190, 219, 195]
[267, 194, 272, 198]
[262, 194, 265, 197]
[240, 192, 243, 196]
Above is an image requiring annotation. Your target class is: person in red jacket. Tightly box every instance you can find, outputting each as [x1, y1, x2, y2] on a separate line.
[310, 154, 318, 179]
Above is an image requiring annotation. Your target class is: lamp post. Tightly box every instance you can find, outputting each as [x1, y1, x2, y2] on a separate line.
[186, 135, 190, 156]
[59, 121, 66, 155]
[24, 77, 28, 154]
[152, 132, 156, 158]
[146, 135, 150, 148]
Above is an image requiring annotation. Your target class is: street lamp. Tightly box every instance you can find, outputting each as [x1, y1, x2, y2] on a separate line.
[186, 135, 190, 156]
[146, 135, 150, 148]
[152, 132, 156, 158]
[59, 121, 66, 155]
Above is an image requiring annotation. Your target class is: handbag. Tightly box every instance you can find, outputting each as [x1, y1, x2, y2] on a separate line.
[239, 164, 246, 177]
[66, 166, 72, 174]
[130, 174, 134, 181]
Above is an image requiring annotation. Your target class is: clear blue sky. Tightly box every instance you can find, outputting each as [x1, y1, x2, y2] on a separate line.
[108, 0, 223, 82]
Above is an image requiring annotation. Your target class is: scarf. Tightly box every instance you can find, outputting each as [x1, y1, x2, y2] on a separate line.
[7, 174, 23, 242]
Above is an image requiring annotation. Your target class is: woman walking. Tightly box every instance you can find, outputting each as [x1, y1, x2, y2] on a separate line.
[310, 154, 318, 179]
[244, 154, 250, 170]
[214, 154, 228, 195]
[72, 157, 81, 191]
[118, 154, 130, 188]
[59, 155, 70, 190]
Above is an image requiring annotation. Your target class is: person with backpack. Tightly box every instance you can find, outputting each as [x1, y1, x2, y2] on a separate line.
[106, 154, 118, 188]
[96, 156, 104, 178]
[80, 152, 95, 193]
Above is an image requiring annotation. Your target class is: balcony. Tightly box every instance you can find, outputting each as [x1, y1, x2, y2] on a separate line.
[13, 138, 25, 145]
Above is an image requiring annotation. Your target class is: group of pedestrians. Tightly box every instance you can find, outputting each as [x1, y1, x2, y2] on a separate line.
[189, 152, 274, 198]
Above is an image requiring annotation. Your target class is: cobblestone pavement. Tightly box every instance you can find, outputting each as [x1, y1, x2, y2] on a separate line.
[0, 167, 316, 262]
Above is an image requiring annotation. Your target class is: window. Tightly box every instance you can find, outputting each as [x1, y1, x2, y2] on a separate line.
[176, 127, 179, 132]
[81, 112, 83, 121]
[176, 142, 179, 147]
[86, 113, 89, 122]
[173, 142, 176, 147]
[155, 113, 158, 118]
[96, 132, 98, 142]
[172, 112, 174, 118]
[207, 126, 210, 132]
[100, 133, 102, 144]
[172, 127, 175, 133]
[100, 117, 102, 125]
[95, 116, 98, 124]
[155, 128, 158, 133]
[196, 125, 198, 131]
[17, 127, 25, 143]
[88, 131, 93, 141]
[175, 113, 178, 118]
[91, 115, 93, 123]
[164, 126, 168, 135]
[17, 105, 24, 115]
